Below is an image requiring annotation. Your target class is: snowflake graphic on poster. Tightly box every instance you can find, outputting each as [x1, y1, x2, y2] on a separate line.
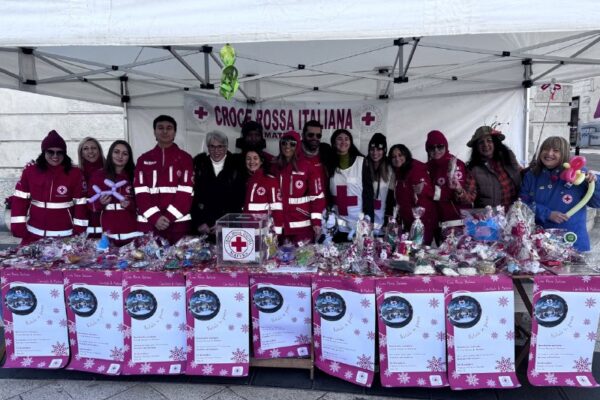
[186, 327, 195, 339]
[314, 340, 320, 349]
[574, 332, 580, 339]
[59, 319, 67, 328]
[50, 289, 60, 298]
[314, 325, 321, 336]
[113, 311, 118, 317]
[565, 378, 576, 386]
[122, 326, 132, 339]
[186, 279, 192, 288]
[5, 338, 12, 346]
[110, 290, 120, 300]
[573, 356, 592, 372]
[587, 331, 597, 341]
[252, 317, 260, 328]
[296, 290, 307, 299]
[360, 297, 371, 308]
[97, 365, 106, 373]
[384, 368, 392, 377]
[380, 353, 386, 362]
[344, 370, 353, 380]
[544, 373, 557, 384]
[156, 367, 166, 374]
[500, 317, 507, 325]
[427, 356, 444, 371]
[171, 291, 181, 301]
[397, 372, 411, 384]
[287, 351, 294, 357]
[422, 332, 429, 339]
[491, 332, 498, 339]
[490, 275, 500, 282]
[229, 272, 238, 278]
[498, 296, 509, 307]
[422, 276, 431, 284]
[354, 277, 364, 284]
[84, 359, 95, 369]
[202, 364, 214, 374]
[487, 379, 496, 387]
[379, 333, 387, 348]
[234, 292, 245, 302]
[443, 285, 450, 294]
[190, 361, 198, 369]
[9, 354, 17, 361]
[585, 297, 597, 308]
[584, 318, 591, 325]
[311, 282, 318, 290]
[219, 369, 229, 376]
[75, 353, 82, 361]
[447, 334, 454, 348]
[236, 312, 243, 318]
[105, 323, 112, 330]
[505, 330, 515, 341]
[0, 276, 5, 284]
[428, 298, 439, 308]
[270, 349, 281, 358]
[64, 278, 70, 285]
[367, 331, 375, 341]
[253, 334, 259, 342]
[530, 368, 539, 377]
[110, 346, 125, 361]
[122, 279, 128, 287]
[466, 373, 479, 386]
[530, 333, 537, 345]
[295, 334, 310, 344]
[20, 357, 33, 367]
[169, 346, 187, 361]
[127, 359, 135, 367]
[139, 363, 152, 374]
[231, 348, 248, 363]
[165, 271, 174, 278]
[495, 357, 514, 372]
[291, 317, 298, 323]
[357, 354, 373, 370]
[354, 329, 361, 336]
[361, 317, 369, 324]
[582, 275, 592, 283]
[452, 370, 461, 379]
[431, 318, 438, 326]
[104, 270, 113, 277]
[124, 344, 130, 352]
[436, 331, 445, 342]
[417, 378, 426, 386]
[178, 323, 186, 332]
[51, 341, 68, 356]
[529, 352, 534, 361]
[46, 319, 53, 326]
[173, 311, 179, 317]
[257, 347, 265, 355]
[304, 317, 311, 325]
[228, 324, 235, 331]
[4, 321, 13, 333]
[329, 361, 341, 372]
[53, 307, 59, 314]
[37, 362, 46, 368]
[241, 324, 249, 333]
[448, 355, 454, 363]
[375, 286, 382, 295]
[186, 346, 192, 354]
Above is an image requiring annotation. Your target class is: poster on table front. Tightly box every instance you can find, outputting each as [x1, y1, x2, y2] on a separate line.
[64, 270, 124, 375]
[312, 275, 376, 387]
[121, 271, 187, 375]
[186, 271, 250, 376]
[250, 273, 311, 359]
[445, 275, 520, 390]
[376, 276, 448, 388]
[1, 269, 69, 369]
[528, 276, 600, 387]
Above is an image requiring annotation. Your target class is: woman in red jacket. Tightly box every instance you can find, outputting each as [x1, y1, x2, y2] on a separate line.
[88, 140, 140, 246]
[11, 130, 88, 245]
[425, 130, 470, 243]
[78, 137, 105, 237]
[387, 144, 437, 246]
[272, 131, 326, 243]
[242, 150, 283, 235]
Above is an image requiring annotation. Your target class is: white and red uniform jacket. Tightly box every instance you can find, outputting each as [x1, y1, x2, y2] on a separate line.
[11, 163, 88, 244]
[134, 144, 193, 243]
[88, 170, 141, 245]
[273, 159, 325, 237]
[243, 169, 284, 234]
[373, 167, 393, 231]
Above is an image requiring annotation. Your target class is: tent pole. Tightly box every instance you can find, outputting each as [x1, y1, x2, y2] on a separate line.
[532, 35, 600, 83]
[168, 47, 206, 86]
[522, 59, 533, 164]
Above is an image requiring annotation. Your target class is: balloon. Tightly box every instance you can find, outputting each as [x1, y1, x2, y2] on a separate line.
[566, 181, 595, 217]
[87, 179, 128, 203]
[219, 44, 239, 100]
[560, 155, 586, 184]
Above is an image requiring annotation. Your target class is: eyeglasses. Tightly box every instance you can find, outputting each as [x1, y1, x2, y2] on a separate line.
[281, 139, 297, 147]
[208, 144, 226, 150]
[45, 150, 65, 157]
[306, 132, 322, 140]
[427, 144, 445, 152]
[370, 144, 385, 150]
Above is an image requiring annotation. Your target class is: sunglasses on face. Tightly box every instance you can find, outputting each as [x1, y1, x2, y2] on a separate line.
[305, 132, 322, 140]
[370, 144, 385, 150]
[427, 144, 445, 152]
[45, 150, 65, 157]
[281, 139, 297, 147]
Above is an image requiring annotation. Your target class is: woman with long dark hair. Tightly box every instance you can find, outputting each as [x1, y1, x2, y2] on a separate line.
[386, 144, 436, 245]
[328, 129, 374, 241]
[462, 126, 521, 209]
[365, 133, 392, 234]
[78, 136, 105, 237]
[272, 130, 325, 243]
[88, 140, 140, 245]
[11, 130, 88, 244]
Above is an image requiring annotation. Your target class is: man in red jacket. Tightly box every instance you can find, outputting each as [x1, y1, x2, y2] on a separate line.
[134, 115, 193, 244]
[299, 120, 332, 200]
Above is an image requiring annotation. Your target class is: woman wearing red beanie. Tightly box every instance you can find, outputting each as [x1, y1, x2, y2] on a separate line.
[425, 130, 471, 242]
[272, 130, 325, 243]
[10, 130, 88, 245]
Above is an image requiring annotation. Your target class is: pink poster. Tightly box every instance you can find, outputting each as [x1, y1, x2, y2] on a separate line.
[528, 275, 600, 387]
[64, 270, 124, 375]
[1, 269, 69, 369]
[376, 276, 448, 388]
[250, 273, 312, 359]
[186, 271, 250, 377]
[312, 275, 376, 387]
[122, 271, 187, 375]
[445, 275, 520, 390]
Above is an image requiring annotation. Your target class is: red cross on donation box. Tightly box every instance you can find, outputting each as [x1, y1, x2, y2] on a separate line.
[334, 185, 358, 216]
[217, 213, 268, 264]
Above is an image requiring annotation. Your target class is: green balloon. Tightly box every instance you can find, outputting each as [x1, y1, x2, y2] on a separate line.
[220, 44, 236, 66]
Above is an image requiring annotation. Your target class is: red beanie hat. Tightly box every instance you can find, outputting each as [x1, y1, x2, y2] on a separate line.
[281, 130, 301, 143]
[425, 130, 448, 150]
[41, 130, 67, 152]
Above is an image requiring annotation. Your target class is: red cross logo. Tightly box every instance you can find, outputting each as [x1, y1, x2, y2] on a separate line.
[361, 112, 376, 126]
[194, 106, 209, 121]
[562, 194, 573, 204]
[230, 236, 247, 252]
[374, 199, 382, 210]
[334, 185, 358, 216]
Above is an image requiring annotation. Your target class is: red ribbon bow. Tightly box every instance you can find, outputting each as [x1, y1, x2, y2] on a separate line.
[541, 83, 562, 100]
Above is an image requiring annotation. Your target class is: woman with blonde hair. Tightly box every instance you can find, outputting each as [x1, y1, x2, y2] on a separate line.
[520, 136, 599, 251]
[78, 136, 105, 237]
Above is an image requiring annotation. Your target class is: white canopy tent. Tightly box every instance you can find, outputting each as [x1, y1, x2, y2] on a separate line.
[1, 1, 600, 162]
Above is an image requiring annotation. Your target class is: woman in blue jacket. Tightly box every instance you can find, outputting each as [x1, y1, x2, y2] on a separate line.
[520, 136, 599, 251]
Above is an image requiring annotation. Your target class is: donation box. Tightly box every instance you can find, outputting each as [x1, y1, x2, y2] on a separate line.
[216, 213, 268, 265]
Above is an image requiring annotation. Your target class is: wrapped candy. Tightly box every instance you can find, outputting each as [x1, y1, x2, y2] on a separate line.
[409, 207, 425, 246]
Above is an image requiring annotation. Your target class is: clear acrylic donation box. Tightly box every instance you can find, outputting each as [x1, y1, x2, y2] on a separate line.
[216, 213, 268, 265]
